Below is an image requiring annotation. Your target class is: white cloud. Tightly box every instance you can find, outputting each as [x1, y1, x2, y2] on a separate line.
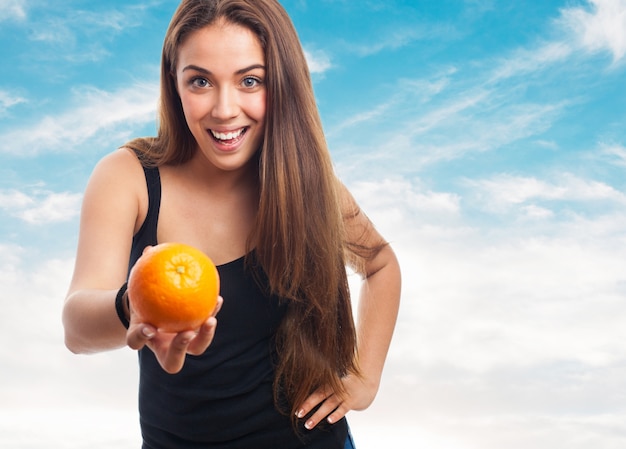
[560, 0, 626, 62]
[346, 176, 626, 448]
[465, 173, 626, 214]
[3, 173, 626, 449]
[0, 189, 33, 209]
[488, 41, 573, 83]
[0, 0, 26, 22]
[399, 68, 456, 99]
[489, 0, 626, 83]
[8, 4, 156, 64]
[600, 142, 626, 166]
[352, 27, 422, 56]
[0, 409, 141, 449]
[348, 22, 457, 57]
[30, 8, 144, 44]
[332, 100, 395, 134]
[329, 1, 626, 178]
[17, 191, 82, 224]
[330, 69, 457, 136]
[0, 188, 82, 224]
[304, 48, 332, 74]
[0, 82, 158, 156]
[332, 70, 567, 173]
[350, 178, 460, 221]
[0, 90, 26, 115]
[394, 95, 564, 168]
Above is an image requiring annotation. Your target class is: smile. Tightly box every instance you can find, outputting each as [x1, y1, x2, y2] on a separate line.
[210, 128, 247, 144]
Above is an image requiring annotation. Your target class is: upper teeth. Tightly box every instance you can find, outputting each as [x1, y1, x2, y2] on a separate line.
[211, 129, 244, 140]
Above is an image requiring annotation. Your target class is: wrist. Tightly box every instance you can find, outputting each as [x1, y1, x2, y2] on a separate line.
[114, 283, 130, 329]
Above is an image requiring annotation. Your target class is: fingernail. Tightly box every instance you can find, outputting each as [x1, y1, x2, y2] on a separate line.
[305, 420, 313, 430]
[142, 327, 155, 338]
[295, 409, 304, 418]
[327, 416, 334, 424]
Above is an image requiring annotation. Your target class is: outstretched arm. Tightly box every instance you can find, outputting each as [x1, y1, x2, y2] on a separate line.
[63, 149, 144, 353]
[62, 149, 219, 373]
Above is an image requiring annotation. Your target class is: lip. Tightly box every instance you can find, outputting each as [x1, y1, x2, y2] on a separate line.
[207, 126, 248, 152]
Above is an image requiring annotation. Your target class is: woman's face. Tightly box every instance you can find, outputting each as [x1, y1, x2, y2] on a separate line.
[175, 20, 266, 173]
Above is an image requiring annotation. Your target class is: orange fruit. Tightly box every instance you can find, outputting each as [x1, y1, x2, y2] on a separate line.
[128, 242, 220, 332]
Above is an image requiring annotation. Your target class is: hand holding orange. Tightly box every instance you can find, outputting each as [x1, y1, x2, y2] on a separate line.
[128, 243, 220, 333]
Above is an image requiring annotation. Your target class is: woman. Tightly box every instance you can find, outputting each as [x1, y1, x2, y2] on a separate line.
[62, 1, 401, 448]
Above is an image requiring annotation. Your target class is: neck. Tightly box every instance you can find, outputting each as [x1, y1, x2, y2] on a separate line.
[183, 149, 259, 193]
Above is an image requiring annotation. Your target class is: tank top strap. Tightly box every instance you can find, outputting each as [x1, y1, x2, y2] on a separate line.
[128, 158, 161, 274]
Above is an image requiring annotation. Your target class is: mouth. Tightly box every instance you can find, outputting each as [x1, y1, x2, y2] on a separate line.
[209, 127, 248, 146]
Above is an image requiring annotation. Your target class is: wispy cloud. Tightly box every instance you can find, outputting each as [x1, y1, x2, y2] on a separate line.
[330, 68, 457, 136]
[0, 0, 27, 22]
[346, 20, 458, 57]
[600, 142, 626, 166]
[333, 75, 567, 174]
[488, 41, 573, 83]
[351, 27, 423, 56]
[0, 188, 82, 224]
[30, 7, 146, 44]
[350, 178, 461, 219]
[393, 91, 565, 168]
[333, 0, 626, 172]
[560, 0, 626, 63]
[13, 3, 157, 64]
[331, 100, 395, 135]
[0, 82, 158, 156]
[489, 0, 626, 83]
[304, 48, 332, 74]
[0, 90, 26, 116]
[465, 172, 626, 215]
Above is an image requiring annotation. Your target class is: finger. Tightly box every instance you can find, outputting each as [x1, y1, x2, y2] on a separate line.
[186, 316, 218, 356]
[141, 245, 154, 255]
[158, 330, 196, 374]
[304, 395, 342, 430]
[296, 387, 333, 419]
[126, 324, 156, 350]
[326, 402, 350, 425]
[211, 296, 224, 316]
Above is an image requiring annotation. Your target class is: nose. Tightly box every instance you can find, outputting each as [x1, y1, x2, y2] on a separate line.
[210, 86, 239, 121]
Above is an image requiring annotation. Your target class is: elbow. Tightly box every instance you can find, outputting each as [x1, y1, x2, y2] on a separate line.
[62, 316, 83, 354]
[64, 337, 82, 355]
[63, 323, 94, 355]
[62, 300, 87, 354]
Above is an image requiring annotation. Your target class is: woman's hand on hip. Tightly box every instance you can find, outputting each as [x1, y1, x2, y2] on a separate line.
[296, 373, 379, 430]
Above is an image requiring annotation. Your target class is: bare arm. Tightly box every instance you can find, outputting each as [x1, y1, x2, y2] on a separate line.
[62, 149, 144, 353]
[298, 183, 402, 429]
[63, 149, 222, 373]
[354, 244, 401, 394]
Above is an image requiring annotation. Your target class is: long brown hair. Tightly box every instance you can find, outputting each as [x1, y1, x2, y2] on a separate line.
[127, 0, 367, 423]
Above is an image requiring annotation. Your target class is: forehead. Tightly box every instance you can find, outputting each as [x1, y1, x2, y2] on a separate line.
[177, 21, 265, 70]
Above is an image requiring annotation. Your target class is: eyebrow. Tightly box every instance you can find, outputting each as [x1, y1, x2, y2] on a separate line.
[182, 64, 266, 75]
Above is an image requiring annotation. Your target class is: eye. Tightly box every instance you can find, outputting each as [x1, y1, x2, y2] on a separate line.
[190, 77, 210, 88]
[242, 76, 262, 89]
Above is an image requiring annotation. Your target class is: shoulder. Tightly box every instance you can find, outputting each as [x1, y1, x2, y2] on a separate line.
[335, 179, 360, 217]
[92, 147, 144, 178]
[82, 148, 149, 228]
[86, 148, 147, 196]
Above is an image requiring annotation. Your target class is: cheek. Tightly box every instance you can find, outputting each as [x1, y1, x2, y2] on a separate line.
[179, 94, 207, 125]
[248, 93, 267, 123]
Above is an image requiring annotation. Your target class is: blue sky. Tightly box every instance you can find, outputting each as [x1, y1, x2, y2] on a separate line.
[2, 0, 626, 448]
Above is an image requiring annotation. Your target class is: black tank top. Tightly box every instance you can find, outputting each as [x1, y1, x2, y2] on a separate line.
[128, 162, 348, 449]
